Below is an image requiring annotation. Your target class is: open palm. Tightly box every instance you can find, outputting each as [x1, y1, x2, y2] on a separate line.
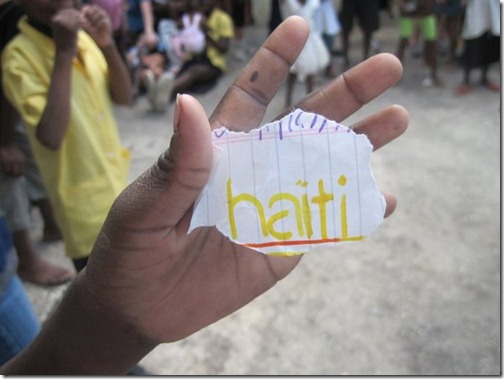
[83, 16, 408, 345]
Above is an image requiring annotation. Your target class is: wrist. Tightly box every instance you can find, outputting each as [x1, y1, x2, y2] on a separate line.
[99, 41, 116, 54]
[61, 273, 157, 374]
[1, 273, 156, 375]
[55, 49, 77, 63]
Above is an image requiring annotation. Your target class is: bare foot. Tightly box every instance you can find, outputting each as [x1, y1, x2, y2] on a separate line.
[454, 83, 472, 96]
[482, 81, 500, 92]
[18, 256, 75, 286]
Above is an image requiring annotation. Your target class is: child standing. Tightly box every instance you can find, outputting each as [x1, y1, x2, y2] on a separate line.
[0, 0, 75, 286]
[395, 0, 443, 87]
[454, 0, 500, 96]
[2, 1, 133, 272]
[281, 0, 330, 107]
[313, 0, 341, 77]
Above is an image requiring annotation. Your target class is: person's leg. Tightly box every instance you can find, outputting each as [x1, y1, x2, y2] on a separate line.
[409, 20, 422, 57]
[173, 63, 221, 96]
[396, 37, 409, 63]
[480, 64, 500, 92]
[341, 32, 351, 69]
[31, 199, 61, 242]
[358, 0, 379, 61]
[322, 34, 337, 78]
[231, 0, 247, 61]
[422, 15, 442, 86]
[305, 74, 314, 95]
[454, 66, 472, 95]
[396, 17, 412, 62]
[0, 174, 74, 286]
[124, 30, 145, 99]
[463, 67, 471, 85]
[14, 127, 61, 242]
[445, 16, 460, 63]
[479, 33, 500, 92]
[285, 72, 296, 107]
[363, 31, 372, 60]
[0, 275, 40, 366]
[423, 40, 441, 84]
[339, 1, 354, 69]
[140, 68, 157, 110]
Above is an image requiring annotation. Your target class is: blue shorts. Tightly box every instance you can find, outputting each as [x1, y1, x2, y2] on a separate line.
[0, 275, 40, 365]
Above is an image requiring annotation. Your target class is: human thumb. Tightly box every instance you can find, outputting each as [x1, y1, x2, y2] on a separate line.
[107, 94, 213, 232]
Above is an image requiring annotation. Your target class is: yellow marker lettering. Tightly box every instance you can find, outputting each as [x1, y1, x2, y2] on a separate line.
[295, 180, 313, 238]
[268, 193, 303, 238]
[301, 191, 313, 238]
[227, 178, 268, 240]
[338, 175, 348, 238]
[311, 179, 334, 239]
[267, 209, 292, 240]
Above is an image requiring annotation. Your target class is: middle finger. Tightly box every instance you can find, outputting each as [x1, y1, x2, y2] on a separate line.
[210, 16, 309, 132]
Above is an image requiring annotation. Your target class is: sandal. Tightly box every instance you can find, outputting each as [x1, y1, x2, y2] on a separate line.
[454, 84, 472, 96]
[483, 81, 500, 92]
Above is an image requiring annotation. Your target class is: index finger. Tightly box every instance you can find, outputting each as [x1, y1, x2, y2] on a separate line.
[210, 16, 309, 132]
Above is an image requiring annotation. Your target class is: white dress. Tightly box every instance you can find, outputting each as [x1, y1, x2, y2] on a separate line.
[461, 0, 500, 39]
[313, 0, 341, 37]
[281, 0, 330, 80]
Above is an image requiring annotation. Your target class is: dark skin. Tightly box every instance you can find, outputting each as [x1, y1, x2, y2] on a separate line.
[0, 93, 24, 176]
[0, 16, 408, 374]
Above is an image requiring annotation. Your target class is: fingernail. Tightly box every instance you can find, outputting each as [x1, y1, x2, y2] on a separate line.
[173, 93, 181, 133]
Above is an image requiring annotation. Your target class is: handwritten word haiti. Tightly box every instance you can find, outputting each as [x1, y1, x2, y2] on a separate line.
[226, 176, 363, 249]
[188, 109, 384, 256]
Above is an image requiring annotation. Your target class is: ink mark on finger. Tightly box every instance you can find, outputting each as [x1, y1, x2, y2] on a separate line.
[250, 71, 259, 82]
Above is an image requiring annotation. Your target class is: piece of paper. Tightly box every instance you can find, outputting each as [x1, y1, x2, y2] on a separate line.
[189, 109, 386, 255]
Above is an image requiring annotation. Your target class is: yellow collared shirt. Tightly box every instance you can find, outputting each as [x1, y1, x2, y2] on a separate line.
[2, 17, 130, 259]
[206, 8, 234, 72]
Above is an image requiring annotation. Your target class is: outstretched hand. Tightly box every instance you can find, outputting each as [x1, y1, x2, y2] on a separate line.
[85, 15, 407, 348]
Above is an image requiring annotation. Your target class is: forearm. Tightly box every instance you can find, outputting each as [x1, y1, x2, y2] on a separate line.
[140, 1, 156, 35]
[0, 273, 156, 375]
[0, 92, 20, 147]
[36, 52, 73, 150]
[101, 42, 133, 105]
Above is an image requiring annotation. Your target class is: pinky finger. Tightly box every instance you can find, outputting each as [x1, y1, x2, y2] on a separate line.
[351, 104, 409, 151]
[383, 192, 397, 218]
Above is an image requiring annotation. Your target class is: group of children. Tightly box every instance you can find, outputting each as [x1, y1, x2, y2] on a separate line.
[125, 0, 235, 112]
[283, 0, 500, 97]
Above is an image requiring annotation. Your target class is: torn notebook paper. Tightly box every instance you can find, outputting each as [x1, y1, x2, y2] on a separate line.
[188, 109, 386, 255]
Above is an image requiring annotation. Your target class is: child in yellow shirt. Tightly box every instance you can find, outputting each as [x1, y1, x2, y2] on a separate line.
[2, 1, 133, 271]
